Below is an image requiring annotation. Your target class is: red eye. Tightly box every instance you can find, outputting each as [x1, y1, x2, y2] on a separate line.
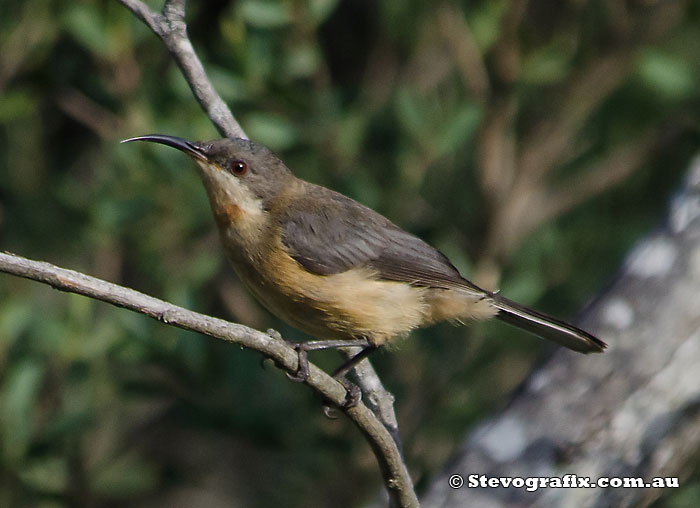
[230, 160, 247, 176]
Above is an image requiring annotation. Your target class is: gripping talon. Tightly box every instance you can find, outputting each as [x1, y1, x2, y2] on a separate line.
[322, 404, 338, 419]
[285, 343, 310, 382]
[286, 369, 308, 382]
[321, 378, 361, 417]
[282, 340, 372, 407]
[338, 378, 362, 408]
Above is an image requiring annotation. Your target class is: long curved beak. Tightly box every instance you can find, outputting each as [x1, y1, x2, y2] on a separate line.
[121, 134, 208, 161]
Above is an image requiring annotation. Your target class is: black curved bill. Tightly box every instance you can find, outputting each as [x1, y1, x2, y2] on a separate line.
[121, 134, 208, 161]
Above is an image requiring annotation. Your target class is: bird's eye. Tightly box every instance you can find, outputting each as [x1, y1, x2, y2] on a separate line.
[229, 160, 247, 176]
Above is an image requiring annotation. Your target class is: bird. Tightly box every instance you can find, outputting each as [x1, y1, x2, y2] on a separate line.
[123, 134, 606, 398]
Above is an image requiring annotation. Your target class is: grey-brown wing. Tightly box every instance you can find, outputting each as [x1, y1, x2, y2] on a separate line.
[279, 186, 484, 294]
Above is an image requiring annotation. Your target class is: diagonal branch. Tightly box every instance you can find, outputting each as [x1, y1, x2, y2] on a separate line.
[537, 129, 659, 224]
[517, 49, 635, 184]
[436, 2, 489, 102]
[0, 251, 418, 508]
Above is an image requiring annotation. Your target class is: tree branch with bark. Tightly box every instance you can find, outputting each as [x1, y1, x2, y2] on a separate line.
[0, 251, 417, 507]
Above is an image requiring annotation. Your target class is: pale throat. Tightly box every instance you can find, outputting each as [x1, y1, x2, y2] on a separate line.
[201, 176, 268, 258]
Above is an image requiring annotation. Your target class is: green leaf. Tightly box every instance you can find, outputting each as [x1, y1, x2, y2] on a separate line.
[18, 456, 68, 494]
[62, 5, 111, 56]
[662, 482, 700, 508]
[435, 103, 481, 157]
[0, 90, 35, 123]
[0, 360, 44, 464]
[0, 300, 33, 347]
[209, 66, 249, 102]
[240, 0, 292, 28]
[335, 112, 368, 160]
[285, 43, 321, 78]
[469, 0, 509, 51]
[522, 46, 571, 85]
[308, 0, 340, 24]
[395, 88, 427, 138]
[91, 452, 158, 498]
[636, 50, 695, 99]
[244, 112, 299, 150]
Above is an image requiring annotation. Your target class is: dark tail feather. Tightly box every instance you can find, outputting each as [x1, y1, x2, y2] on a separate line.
[491, 294, 606, 353]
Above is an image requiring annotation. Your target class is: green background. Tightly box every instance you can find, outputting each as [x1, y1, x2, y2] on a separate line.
[1, 0, 699, 506]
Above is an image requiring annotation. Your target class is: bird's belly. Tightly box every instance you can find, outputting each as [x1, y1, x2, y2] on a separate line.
[228, 247, 429, 346]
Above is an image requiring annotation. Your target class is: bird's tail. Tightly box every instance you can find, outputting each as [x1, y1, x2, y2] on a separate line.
[490, 293, 606, 353]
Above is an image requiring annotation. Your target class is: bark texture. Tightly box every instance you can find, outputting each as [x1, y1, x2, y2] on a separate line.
[423, 157, 700, 508]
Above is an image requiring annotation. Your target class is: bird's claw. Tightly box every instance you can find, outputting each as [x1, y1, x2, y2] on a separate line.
[338, 378, 362, 408]
[285, 343, 310, 382]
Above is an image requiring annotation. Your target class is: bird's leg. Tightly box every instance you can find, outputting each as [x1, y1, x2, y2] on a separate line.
[331, 345, 379, 408]
[286, 338, 378, 408]
[286, 338, 371, 381]
[332, 345, 379, 379]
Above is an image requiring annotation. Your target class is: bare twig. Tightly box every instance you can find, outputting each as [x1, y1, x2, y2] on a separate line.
[0, 251, 418, 507]
[476, 97, 518, 206]
[538, 129, 659, 224]
[489, 0, 528, 86]
[517, 50, 635, 183]
[0, 2, 54, 93]
[118, 0, 246, 139]
[437, 3, 489, 102]
[482, 128, 656, 263]
[56, 88, 123, 138]
[342, 347, 402, 453]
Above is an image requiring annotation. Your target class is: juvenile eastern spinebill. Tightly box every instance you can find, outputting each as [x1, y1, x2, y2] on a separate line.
[123, 135, 605, 393]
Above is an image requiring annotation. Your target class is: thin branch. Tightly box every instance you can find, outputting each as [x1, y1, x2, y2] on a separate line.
[56, 88, 123, 138]
[0, 251, 418, 507]
[537, 129, 659, 224]
[486, 127, 665, 263]
[488, 0, 528, 86]
[475, 96, 518, 205]
[118, 0, 246, 139]
[517, 49, 634, 183]
[342, 347, 402, 452]
[437, 2, 489, 102]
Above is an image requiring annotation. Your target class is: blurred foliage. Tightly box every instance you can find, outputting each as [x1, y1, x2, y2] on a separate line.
[0, 0, 699, 506]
